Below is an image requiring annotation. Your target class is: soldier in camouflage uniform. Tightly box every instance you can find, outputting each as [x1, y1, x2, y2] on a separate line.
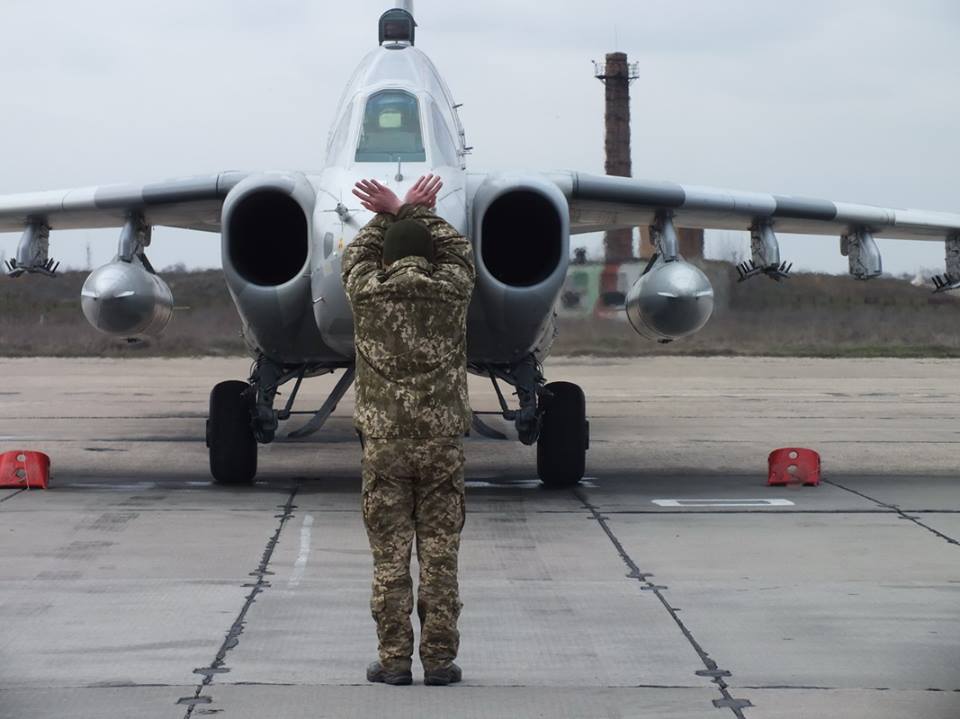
[342, 175, 475, 687]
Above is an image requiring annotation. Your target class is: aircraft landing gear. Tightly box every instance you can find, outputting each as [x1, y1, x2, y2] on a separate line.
[536, 381, 589, 489]
[206, 380, 257, 485]
[205, 358, 286, 485]
[481, 356, 589, 488]
[205, 356, 352, 485]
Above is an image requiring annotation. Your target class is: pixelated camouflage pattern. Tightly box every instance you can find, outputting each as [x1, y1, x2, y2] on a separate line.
[342, 205, 476, 439]
[361, 437, 466, 670]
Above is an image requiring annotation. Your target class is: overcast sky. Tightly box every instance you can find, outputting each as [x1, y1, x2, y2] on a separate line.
[1, 0, 958, 275]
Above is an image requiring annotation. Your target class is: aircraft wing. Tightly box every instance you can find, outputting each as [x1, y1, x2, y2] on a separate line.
[0, 172, 248, 234]
[550, 171, 960, 242]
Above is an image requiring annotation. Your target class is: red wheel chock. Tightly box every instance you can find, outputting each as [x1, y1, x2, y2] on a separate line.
[0, 451, 51, 489]
[768, 448, 820, 487]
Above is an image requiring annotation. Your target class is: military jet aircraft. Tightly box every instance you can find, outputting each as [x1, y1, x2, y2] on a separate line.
[2, 1, 959, 488]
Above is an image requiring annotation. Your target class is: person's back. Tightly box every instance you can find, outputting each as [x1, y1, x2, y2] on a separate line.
[342, 176, 475, 687]
[346, 206, 473, 441]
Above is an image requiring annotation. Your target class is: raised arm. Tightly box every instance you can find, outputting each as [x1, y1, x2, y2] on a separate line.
[341, 214, 391, 298]
[344, 175, 474, 298]
[342, 178, 411, 296]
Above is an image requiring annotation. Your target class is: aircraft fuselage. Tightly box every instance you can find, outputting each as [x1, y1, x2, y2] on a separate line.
[304, 43, 473, 360]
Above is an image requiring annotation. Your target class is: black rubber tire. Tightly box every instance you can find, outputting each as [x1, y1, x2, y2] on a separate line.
[207, 380, 257, 485]
[536, 381, 588, 488]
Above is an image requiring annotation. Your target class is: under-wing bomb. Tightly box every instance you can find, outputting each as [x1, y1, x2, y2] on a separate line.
[625, 258, 715, 343]
[80, 258, 173, 338]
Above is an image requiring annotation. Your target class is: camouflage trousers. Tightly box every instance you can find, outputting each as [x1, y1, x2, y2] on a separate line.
[361, 436, 466, 672]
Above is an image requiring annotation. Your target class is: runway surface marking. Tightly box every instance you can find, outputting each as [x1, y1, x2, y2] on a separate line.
[652, 498, 796, 508]
[0, 488, 27, 503]
[574, 487, 753, 717]
[177, 487, 300, 717]
[824, 478, 960, 547]
[288, 513, 315, 588]
[466, 477, 598, 488]
[3, 359, 960, 717]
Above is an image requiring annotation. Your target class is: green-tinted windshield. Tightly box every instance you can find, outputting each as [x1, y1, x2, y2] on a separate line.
[355, 90, 426, 163]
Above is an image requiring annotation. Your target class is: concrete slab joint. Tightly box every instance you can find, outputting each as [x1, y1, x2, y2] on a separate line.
[176, 486, 300, 717]
[573, 488, 754, 717]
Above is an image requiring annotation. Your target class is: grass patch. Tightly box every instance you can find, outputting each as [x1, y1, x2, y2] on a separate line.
[1, 265, 957, 358]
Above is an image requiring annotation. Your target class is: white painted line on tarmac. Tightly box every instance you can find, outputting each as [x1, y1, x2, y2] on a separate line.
[467, 479, 541, 489]
[70, 482, 159, 491]
[287, 513, 314, 588]
[653, 498, 796, 508]
[466, 478, 597, 488]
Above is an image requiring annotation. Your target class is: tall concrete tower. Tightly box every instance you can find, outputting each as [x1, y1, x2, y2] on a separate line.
[594, 53, 638, 263]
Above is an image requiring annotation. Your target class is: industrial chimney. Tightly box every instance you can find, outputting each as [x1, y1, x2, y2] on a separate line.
[594, 53, 638, 263]
[594, 53, 704, 261]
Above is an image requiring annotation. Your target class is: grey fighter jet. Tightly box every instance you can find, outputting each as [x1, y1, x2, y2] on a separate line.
[2, 2, 959, 487]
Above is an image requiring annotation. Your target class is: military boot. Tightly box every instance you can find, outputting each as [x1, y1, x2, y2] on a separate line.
[423, 662, 462, 686]
[366, 661, 413, 686]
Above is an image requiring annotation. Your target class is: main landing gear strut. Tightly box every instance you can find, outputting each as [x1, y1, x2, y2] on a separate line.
[474, 355, 589, 489]
[205, 356, 353, 485]
[206, 353, 588, 488]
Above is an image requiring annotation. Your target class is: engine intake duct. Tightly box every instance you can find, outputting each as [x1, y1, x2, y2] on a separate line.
[481, 190, 563, 288]
[227, 188, 309, 287]
[468, 173, 570, 362]
[221, 173, 322, 360]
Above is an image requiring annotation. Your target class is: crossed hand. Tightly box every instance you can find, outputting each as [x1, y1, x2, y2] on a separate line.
[352, 174, 443, 215]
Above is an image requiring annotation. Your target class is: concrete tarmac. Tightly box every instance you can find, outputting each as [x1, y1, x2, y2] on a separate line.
[0, 357, 958, 719]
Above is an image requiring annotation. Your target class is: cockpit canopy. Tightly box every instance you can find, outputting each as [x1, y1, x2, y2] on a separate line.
[355, 89, 426, 163]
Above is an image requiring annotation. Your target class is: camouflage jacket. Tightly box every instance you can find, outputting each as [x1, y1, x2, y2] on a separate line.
[342, 205, 476, 439]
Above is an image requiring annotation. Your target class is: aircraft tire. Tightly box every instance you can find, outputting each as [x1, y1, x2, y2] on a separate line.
[207, 380, 257, 485]
[536, 381, 588, 488]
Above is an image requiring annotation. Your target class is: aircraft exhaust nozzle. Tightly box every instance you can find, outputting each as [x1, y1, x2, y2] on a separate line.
[80, 258, 173, 339]
[625, 258, 715, 343]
